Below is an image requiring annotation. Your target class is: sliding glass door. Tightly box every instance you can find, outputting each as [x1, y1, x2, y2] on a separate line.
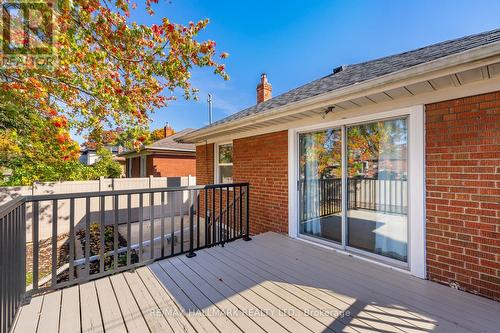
[298, 117, 408, 264]
[298, 128, 342, 243]
[346, 118, 408, 262]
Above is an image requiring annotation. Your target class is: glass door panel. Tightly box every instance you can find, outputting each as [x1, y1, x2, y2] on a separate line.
[299, 128, 342, 243]
[346, 118, 408, 262]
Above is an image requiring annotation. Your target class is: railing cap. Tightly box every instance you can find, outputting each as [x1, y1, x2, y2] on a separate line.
[0, 196, 25, 219]
[9, 182, 250, 202]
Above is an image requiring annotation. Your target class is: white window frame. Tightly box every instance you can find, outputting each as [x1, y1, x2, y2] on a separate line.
[140, 155, 147, 177]
[288, 105, 425, 278]
[214, 142, 233, 184]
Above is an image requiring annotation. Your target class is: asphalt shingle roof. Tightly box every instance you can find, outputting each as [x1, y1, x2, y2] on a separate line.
[147, 128, 196, 151]
[197, 28, 500, 132]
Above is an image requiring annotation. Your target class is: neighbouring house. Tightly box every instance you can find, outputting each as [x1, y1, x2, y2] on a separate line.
[178, 29, 500, 300]
[120, 127, 196, 177]
[79, 145, 126, 175]
[79, 145, 125, 165]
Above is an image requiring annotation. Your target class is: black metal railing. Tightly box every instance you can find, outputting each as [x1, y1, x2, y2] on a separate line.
[300, 179, 342, 221]
[0, 182, 249, 333]
[299, 177, 407, 221]
[348, 178, 407, 215]
[0, 197, 26, 333]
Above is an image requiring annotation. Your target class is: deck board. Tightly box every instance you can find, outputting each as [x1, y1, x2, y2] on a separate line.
[179, 248, 311, 333]
[94, 277, 127, 333]
[109, 274, 149, 332]
[59, 285, 81, 333]
[148, 262, 219, 333]
[80, 281, 104, 333]
[12, 293, 43, 333]
[122, 270, 173, 333]
[36, 290, 61, 333]
[135, 266, 197, 333]
[169, 256, 265, 333]
[207, 246, 373, 333]
[157, 259, 243, 332]
[176, 254, 289, 333]
[12, 232, 500, 333]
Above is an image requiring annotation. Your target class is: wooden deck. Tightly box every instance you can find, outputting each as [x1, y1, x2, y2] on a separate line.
[12, 232, 500, 333]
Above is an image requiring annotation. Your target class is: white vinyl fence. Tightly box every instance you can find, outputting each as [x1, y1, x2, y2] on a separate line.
[0, 176, 195, 240]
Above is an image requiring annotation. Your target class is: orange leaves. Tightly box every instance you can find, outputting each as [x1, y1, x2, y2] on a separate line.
[52, 116, 68, 128]
[56, 132, 68, 144]
[2, 0, 228, 149]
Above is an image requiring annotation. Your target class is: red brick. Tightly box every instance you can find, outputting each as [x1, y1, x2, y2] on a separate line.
[425, 91, 500, 300]
[147, 154, 196, 177]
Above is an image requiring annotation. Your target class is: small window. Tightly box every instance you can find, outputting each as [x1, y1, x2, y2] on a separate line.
[140, 156, 147, 177]
[217, 143, 233, 183]
[127, 158, 132, 177]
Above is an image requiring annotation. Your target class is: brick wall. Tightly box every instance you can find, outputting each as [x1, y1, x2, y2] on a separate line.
[147, 154, 196, 177]
[233, 131, 288, 234]
[196, 143, 214, 219]
[195, 133, 288, 235]
[196, 143, 214, 185]
[130, 157, 140, 177]
[425, 91, 500, 300]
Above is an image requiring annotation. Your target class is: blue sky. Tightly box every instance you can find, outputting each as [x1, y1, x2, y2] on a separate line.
[81, 0, 500, 140]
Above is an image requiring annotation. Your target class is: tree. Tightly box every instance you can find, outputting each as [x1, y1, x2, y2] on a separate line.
[82, 129, 123, 150]
[298, 119, 407, 179]
[92, 148, 122, 178]
[0, 0, 228, 184]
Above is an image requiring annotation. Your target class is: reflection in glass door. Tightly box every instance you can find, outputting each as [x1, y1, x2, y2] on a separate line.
[297, 117, 409, 264]
[347, 118, 408, 262]
[298, 128, 342, 243]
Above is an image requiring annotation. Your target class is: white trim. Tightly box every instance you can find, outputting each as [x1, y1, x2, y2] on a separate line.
[214, 142, 233, 184]
[288, 105, 426, 278]
[408, 105, 426, 278]
[287, 129, 298, 237]
[140, 155, 147, 177]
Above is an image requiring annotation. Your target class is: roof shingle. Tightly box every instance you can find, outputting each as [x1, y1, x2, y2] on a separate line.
[147, 128, 196, 151]
[195, 28, 500, 132]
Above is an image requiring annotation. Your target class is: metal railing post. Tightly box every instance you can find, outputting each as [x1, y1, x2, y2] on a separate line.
[244, 184, 251, 241]
[186, 190, 196, 258]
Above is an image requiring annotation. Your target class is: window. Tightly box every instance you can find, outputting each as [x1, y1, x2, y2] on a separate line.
[140, 155, 147, 177]
[127, 158, 132, 177]
[217, 143, 233, 183]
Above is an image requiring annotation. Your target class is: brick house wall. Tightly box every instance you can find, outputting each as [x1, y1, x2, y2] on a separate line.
[425, 91, 500, 300]
[195, 132, 288, 235]
[130, 157, 140, 177]
[194, 91, 499, 300]
[127, 154, 195, 177]
[233, 131, 288, 234]
[196, 143, 214, 185]
[147, 154, 196, 177]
